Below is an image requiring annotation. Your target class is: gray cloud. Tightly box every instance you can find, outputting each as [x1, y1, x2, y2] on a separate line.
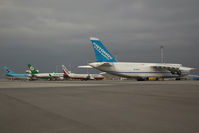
[0, 0, 199, 75]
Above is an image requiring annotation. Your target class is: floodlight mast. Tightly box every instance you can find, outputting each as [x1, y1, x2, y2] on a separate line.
[160, 45, 164, 63]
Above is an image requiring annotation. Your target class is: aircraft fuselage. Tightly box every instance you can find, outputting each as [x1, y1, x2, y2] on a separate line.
[89, 62, 190, 79]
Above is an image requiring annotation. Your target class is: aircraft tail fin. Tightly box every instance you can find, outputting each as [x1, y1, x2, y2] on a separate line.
[28, 64, 39, 74]
[90, 37, 117, 62]
[62, 65, 71, 75]
[3, 66, 15, 75]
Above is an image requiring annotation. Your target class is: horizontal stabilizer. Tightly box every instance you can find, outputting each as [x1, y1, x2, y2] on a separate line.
[89, 62, 113, 68]
[78, 65, 93, 68]
[99, 72, 106, 75]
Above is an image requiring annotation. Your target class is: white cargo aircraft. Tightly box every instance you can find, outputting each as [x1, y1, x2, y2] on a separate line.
[87, 37, 195, 81]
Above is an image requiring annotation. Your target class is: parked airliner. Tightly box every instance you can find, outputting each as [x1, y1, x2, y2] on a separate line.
[62, 65, 104, 80]
[27, 64, 64, 80]
[3, 66, 30, 80]
[88, 37, 195, 81]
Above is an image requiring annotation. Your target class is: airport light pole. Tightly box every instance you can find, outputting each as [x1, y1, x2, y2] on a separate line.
[160, 45, 164, 63]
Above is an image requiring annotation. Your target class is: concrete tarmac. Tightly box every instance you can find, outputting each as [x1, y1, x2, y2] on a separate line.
[0, 80, 199, 133]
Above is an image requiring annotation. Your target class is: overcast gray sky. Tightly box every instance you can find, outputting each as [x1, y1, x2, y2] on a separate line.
[0, 0, 199, 76]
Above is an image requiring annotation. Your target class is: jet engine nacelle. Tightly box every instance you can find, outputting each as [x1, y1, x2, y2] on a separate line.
[26, 70, 31, 74]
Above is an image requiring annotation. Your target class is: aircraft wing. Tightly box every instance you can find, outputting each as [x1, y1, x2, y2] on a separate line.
[150, 64, 182, 75]
[49, 73, 64, 80]
[49, 73, 63, 78]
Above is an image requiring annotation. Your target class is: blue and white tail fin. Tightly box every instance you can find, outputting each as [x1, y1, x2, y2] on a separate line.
[90, 37, 117, 62]
[3, 66, 15, 75]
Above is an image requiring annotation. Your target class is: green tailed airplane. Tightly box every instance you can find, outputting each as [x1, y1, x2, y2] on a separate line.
[28, 64, 64, 80]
